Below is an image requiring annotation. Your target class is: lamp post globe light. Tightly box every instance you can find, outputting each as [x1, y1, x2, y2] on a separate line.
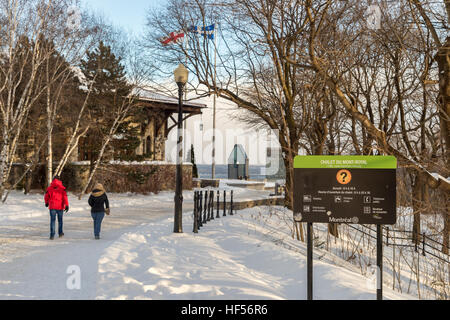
[173, 64, 188, 233]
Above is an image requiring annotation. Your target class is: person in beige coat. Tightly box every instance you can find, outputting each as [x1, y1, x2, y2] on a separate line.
[88, 183, 110, 240]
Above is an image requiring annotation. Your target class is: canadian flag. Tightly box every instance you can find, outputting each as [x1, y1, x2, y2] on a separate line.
[159, 30, 185, 46]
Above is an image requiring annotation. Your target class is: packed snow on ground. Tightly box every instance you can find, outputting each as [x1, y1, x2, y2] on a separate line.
[95, 212, 414, 300]
[0, 190, 415, 300]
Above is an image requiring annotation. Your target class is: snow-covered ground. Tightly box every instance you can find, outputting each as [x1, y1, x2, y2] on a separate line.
[0, 189, 416, 300]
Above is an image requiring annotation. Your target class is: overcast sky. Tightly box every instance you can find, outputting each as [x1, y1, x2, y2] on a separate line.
[82, 0, 272, 165]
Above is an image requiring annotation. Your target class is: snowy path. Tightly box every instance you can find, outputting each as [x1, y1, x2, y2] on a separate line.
[0, 192, 194, 299]
[0, 188, 271, 299]
[0, 190, 414, 300]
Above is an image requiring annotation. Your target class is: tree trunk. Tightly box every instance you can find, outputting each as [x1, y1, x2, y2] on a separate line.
[24, 168, 33, 195]
[412, 174, 422, 244]
[284, 149, 304, 242]
[0, 146, 8, 200]
[0, 124, 10, 201]
[46, 123, 53, 187]
[328, 223, 339, 238]
[436, 37, 450, 179]
[79, 139, 110, 199]
[443, 195, 449, 254]
[437, 38, 450, 254]
[284, 149, 295, 210]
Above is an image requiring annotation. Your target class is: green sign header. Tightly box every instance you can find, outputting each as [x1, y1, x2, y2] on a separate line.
[294, 155, 397, 169]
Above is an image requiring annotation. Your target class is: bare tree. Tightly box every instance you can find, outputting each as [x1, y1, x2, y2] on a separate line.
[144, 0, 316, 211]
[303, 0, 449, 190]
[144, 0, 449, 250]
[409, 0, 449, 255]
[300, 0, 449, 251]
[0, 0, 100, 200]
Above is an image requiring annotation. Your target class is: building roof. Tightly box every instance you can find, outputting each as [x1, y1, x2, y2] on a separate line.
[135, 89, 206, 114]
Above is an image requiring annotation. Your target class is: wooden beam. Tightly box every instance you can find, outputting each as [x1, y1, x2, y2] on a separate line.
[167, 113, 198, 133]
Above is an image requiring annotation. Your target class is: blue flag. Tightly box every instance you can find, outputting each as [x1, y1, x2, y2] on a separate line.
[188, 24, 215, 40]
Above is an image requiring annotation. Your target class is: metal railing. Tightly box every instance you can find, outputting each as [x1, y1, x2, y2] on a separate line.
[192, 189, 235, 233]
[339, 223, 449, 299]
[346, 224, 449, 264]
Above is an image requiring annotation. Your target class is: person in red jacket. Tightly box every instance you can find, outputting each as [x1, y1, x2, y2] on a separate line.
[44, 176, 69, 240]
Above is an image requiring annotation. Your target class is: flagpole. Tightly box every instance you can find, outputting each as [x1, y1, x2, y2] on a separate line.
[183, 33, 189, 163]
[211, 24, 217, 180]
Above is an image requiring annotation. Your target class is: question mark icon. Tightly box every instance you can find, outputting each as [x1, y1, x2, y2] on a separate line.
[337, 169, 351, 185]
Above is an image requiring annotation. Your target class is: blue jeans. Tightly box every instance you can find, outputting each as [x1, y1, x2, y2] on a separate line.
[49, 209, 64, 237]
[91, 212, 105, 237]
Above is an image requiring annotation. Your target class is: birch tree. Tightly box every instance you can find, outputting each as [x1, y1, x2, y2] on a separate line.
[0, 0, 99, 200]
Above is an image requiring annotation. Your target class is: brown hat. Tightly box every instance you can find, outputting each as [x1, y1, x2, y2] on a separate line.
[91, 183, 105, 197]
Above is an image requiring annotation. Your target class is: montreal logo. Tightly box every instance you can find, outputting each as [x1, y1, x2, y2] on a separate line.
[329, 216, 359, 224]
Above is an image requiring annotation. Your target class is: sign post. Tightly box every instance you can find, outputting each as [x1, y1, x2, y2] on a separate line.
[377, 225, 383, 300]
[293, 155, 397, 300]
[307, 222, 313, 300]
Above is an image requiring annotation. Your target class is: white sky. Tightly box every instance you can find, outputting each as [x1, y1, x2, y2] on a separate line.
[165, 95, 274, 165]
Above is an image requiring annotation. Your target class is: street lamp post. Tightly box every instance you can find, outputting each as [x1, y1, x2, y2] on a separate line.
[173, 64, 189, 233]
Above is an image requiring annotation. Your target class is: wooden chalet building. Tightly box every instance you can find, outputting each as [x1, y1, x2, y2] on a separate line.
[77, 90, 205, 162]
